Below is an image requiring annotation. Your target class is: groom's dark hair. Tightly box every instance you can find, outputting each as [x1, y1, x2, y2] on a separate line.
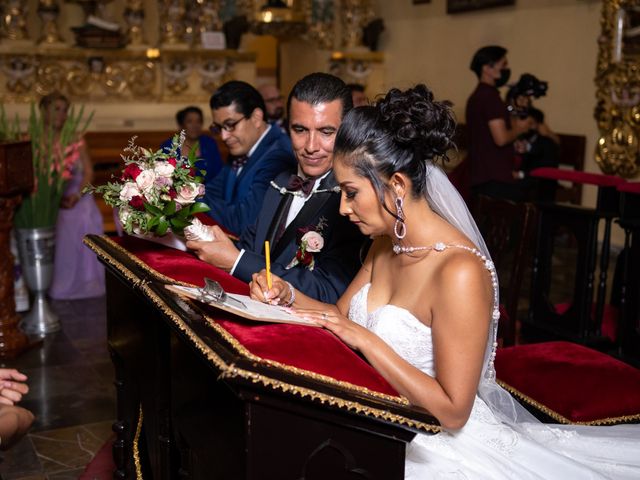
[287, 72, 353, 119]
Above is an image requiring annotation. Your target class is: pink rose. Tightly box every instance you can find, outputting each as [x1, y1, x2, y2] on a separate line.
[175, 183, 199, 205]
[135, 169, 156, 192]
[119, 182, 140, 201]
[301, 231, 324, 252]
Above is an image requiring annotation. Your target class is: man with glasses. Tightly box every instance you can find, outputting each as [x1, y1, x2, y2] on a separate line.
[188, 73, 366, 303]
[204, 80, 295, 235]
[258, 83, 288, 134]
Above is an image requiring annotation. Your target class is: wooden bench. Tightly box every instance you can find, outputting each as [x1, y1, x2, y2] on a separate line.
[84, 131, 228, 233]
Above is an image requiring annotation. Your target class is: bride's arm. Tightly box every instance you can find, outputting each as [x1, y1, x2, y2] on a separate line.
[249, 238, 381, 315]
[312, 253, 492, 430]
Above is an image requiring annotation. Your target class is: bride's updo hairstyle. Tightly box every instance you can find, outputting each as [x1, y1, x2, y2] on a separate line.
[334, 84, 456, 207]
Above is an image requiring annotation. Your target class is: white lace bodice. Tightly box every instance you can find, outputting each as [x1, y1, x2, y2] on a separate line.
[349, 282, 437, 377]
[348, 243, 499, 381]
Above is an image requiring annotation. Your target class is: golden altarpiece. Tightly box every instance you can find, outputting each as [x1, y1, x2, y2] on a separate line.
[0, 0, 384, 110]
[595, 0, 640, 178]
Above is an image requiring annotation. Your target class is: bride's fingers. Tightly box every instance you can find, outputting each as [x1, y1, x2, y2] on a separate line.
[299, 310, 339, 325]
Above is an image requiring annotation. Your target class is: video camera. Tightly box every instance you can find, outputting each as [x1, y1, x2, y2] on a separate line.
[506, 73, 548, 118]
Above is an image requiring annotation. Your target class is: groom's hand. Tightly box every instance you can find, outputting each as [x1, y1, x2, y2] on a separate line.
[186, 225, 240, 272]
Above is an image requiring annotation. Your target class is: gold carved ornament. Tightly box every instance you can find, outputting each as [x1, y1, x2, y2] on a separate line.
[595, 0, 640, 178]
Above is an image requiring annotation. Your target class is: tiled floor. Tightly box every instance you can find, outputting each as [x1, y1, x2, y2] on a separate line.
[0, 296, 115, 479]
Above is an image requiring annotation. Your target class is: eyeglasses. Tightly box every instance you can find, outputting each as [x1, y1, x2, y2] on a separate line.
[210, 116, 247, 134]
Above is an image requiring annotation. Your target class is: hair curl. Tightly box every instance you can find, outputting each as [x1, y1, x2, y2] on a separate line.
[334, 84, 456, 209]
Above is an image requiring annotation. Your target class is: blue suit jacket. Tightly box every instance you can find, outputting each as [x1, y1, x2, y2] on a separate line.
[161, 134, 223, 182]
[204, 126, 295, 235]
[234, 170, 368, 303]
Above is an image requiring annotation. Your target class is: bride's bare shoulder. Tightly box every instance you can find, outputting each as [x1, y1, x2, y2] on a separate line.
[433, 247, 493, 296]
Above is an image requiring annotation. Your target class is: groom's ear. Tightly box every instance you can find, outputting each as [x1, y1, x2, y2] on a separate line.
[389, 172, 408, 198]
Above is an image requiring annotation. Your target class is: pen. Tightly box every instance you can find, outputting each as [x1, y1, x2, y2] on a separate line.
[265, 240, 272, 290]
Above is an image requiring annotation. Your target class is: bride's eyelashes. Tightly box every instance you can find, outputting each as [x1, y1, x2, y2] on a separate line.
[344, 190, 357, 199]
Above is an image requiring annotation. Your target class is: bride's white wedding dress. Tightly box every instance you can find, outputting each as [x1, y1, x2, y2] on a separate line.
[348, 247, 640, 480]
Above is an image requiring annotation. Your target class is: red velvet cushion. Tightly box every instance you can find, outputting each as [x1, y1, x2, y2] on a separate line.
[114, 235, 248, 293]
[618, 181, 640, 194]
[110, 236, 401, 398]
[495, 341, 640, 424]
[79, 435, 115, 479]
[529, 167, 624, 187]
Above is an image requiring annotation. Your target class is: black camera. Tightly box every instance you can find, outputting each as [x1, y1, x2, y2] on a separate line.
[506, 73, 548, 118]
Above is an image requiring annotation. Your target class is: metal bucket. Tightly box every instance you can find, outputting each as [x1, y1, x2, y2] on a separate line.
[16, 226, 60, 336]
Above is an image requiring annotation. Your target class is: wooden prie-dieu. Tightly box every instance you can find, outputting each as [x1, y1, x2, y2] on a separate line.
[85, 234, 439, 480]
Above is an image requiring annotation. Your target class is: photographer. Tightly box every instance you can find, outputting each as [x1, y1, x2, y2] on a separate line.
[507, 73, 560, 145]
[514, 107, 560, 202]
[466, 46, 533, 202]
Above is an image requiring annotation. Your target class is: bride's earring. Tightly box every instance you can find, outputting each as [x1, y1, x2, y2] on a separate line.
[394, 196, 406, 239]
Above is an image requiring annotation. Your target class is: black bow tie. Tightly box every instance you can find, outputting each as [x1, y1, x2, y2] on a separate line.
[287, 174, 315, 196]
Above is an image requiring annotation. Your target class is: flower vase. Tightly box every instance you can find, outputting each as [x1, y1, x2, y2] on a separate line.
[16, 226, 60, 336]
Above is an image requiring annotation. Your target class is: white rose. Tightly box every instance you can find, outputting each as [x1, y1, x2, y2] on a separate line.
[154, 161, 175, 178]
[135, 169, 156, 192]
[302, 231, 324, 252]
[119, 182, 140, 202]
[176, 183, 200, 205]
[119, 206, 132, 224]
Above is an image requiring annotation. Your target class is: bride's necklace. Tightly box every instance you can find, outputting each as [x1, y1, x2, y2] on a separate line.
[392, 241, 449, 255]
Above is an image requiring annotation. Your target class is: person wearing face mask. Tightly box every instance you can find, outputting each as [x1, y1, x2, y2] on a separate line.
[466, 45, 533, 201]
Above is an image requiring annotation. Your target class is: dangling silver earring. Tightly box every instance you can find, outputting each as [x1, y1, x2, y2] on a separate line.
[394, 196, 406, 239]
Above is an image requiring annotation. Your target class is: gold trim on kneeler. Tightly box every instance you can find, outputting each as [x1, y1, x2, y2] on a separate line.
[84, 235, 441, 434]
[85, 235, 410, 406]
[497, 380, 640, 426]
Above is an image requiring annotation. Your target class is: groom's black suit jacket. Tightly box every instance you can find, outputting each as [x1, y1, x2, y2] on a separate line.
[233, 169, 367, 303]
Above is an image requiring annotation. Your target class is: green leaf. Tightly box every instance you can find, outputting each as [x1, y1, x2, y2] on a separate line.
[156, 219, 170, 236]
[176, 207, 190, 219]
[170, 217, 190, 228]
[190, 202, 210, 214]
[144, 203, 163, 216]
[163, 200, 176, 216]
[147, 216, 160, 229]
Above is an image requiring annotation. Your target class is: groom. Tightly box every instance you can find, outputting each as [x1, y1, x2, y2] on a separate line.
[187, 73, 366, 303]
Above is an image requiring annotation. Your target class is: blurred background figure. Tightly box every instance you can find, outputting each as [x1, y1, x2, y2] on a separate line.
[258, 83, 288, 133]
[347, 83, 369, 107]
[513, 106, 560, 202]
[43, 92, 105, 300]
[161, 105, 224, 183]
[466, 45, 532, 202]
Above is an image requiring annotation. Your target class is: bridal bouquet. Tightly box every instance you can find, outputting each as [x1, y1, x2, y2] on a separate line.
[86, 133, 210, 239]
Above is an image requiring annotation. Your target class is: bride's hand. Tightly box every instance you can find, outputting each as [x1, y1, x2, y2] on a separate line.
[250, 270, 291, 305]
[296, 309, 368, 350]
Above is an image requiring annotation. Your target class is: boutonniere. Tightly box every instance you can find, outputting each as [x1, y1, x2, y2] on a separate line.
[286, 217, 327, 271]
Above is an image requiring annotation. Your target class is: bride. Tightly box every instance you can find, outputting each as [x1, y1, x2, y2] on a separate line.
[249, 85, 640, 479]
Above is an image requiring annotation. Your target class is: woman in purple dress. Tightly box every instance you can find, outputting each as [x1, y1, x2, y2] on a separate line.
[43, 93, 105, 300]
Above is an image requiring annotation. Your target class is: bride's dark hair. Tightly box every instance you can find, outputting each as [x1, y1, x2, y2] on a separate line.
[334, 84, 456, 207]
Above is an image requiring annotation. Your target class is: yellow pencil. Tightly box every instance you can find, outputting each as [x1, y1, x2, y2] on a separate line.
[265, 240, 272, 290]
